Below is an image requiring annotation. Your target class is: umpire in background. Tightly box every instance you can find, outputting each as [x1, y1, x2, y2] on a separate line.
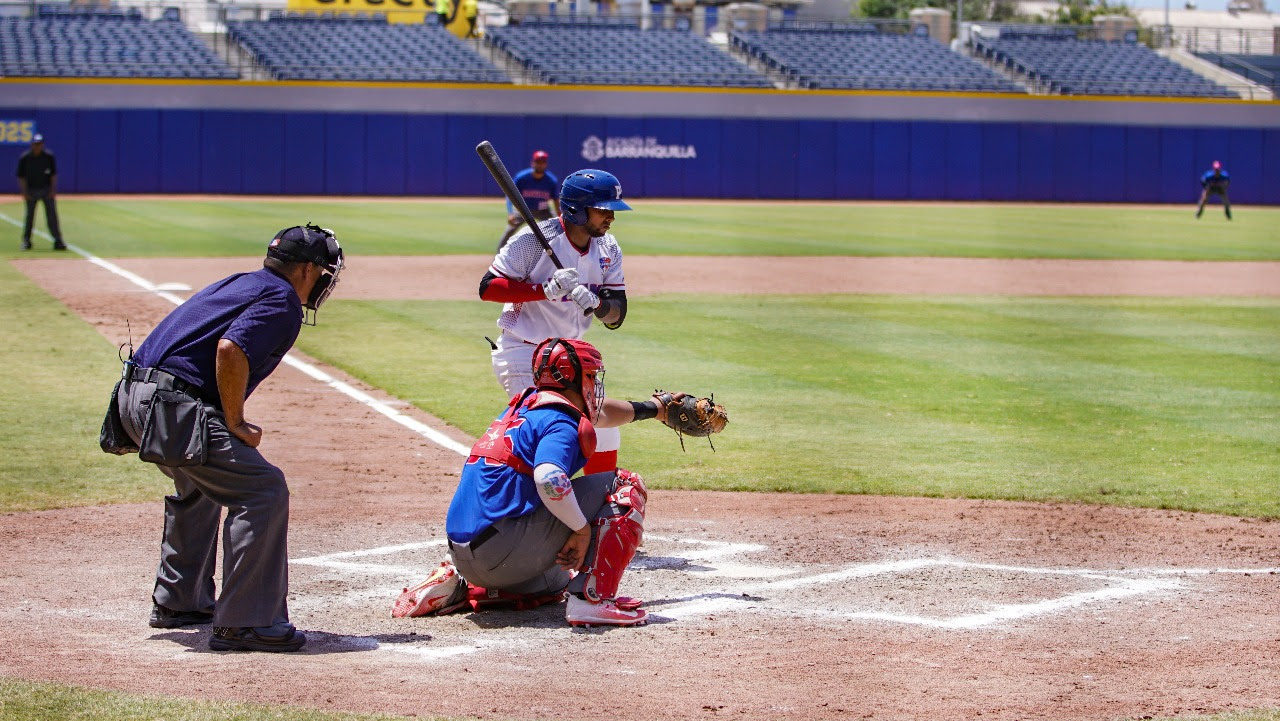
[1196, 160, 1231, 220]
[15, 133, 66, 251]
[115, 223, 343, 652]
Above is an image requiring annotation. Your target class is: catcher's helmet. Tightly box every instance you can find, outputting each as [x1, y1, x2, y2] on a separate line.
[559, 169, 631, 226]
[532, 338, 605, 420]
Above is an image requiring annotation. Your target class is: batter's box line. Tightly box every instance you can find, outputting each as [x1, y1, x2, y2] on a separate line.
[289, 537, 768, 577]
[647, 558, 1224, 630]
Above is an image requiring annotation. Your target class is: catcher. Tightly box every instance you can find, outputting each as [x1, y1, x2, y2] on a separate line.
[393, 338, 726, 627]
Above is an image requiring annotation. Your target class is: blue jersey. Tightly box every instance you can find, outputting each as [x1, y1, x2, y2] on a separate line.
[508, 168, 560, 215]
[446, 403, 589, 543]
[133, 268, 302, 401]
[1201, 169, 1230, 189]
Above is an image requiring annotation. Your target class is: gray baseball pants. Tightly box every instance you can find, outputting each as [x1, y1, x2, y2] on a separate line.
[118, 376, 292, 629]
[448, 471, 618, 596]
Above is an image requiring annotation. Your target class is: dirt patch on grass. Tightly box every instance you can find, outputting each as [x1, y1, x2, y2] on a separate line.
[68, 254, 1280, 298]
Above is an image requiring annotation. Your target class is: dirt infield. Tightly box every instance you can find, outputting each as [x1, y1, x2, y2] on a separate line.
[2, 255, 1278, 721]
[73, 254, 1280, 298]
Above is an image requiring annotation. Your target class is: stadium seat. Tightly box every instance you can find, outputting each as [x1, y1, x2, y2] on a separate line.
[976, 35, 1234, 98]
[485, 24, 771, 88]
[226, 19, 509, 84]
[733, 29, 1020, 93]
[0, 15, 237, 79]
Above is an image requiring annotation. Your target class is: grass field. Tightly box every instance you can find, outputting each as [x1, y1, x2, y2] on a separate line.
[1, 198, 1277, 720]
[3, 677, 1276, 721]
[298, 295, 1280, 518]
[0, 197, 1276, 259]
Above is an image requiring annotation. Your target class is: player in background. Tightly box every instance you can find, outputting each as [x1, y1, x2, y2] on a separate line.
[496, 150, 561, 252]
[479, 169, 629, 476]
[1196, 160, 1231, 220]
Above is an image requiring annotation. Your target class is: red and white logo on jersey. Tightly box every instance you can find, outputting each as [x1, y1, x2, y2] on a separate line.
[599, 256, 612, 271]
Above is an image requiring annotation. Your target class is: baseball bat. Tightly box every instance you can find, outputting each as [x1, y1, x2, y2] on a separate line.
[476, 140, 564, 270]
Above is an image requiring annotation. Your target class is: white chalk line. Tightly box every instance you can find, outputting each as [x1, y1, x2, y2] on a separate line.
[1, 212, 472, 457]
[289, 535, 1279, 648]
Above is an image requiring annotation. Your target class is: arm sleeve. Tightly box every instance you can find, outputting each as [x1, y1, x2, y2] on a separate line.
[533, 462, 590, 531]
[479, 270, 546, 302]
[597, 289, 627, 330]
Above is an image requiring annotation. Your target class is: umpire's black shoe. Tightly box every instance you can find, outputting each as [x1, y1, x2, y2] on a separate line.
[149, 602, 214, 629]
[21, 239, 31, 251]
[209, 624, 306, 653]
[52, 241, 67, 251]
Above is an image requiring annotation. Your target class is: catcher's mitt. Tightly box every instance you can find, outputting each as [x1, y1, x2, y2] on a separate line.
[654, 390, 729, 451]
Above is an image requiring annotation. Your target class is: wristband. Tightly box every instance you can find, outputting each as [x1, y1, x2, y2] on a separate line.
[628, 400, 658, 422]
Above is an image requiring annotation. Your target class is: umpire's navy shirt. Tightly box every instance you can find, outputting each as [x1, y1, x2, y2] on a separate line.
[16, 150, 57, 190]
[133, 268, 303, 403]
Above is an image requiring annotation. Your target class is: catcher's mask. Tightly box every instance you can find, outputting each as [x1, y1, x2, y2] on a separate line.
[559, 170, 631, 226]
[267, 223, 344, 325]
[532, 338, 605, 422]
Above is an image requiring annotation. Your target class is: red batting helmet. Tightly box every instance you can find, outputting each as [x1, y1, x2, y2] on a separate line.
[532, 338, 605, 420]
[532, 150, 549, 162]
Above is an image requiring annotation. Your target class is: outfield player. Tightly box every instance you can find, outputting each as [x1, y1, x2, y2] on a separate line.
[1196, 160, 1231, 220]
[479, 169, 630, 476]
[496, 150, 561, 252]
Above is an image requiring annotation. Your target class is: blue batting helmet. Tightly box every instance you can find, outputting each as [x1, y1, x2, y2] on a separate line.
[559, 169, 632, 225]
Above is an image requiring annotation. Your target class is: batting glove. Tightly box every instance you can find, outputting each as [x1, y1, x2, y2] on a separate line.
[570, 285, 600, 312]
[542, 268, 580, 300]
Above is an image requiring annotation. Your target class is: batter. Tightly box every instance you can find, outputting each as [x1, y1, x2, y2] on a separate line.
[479, 169, 630, 475]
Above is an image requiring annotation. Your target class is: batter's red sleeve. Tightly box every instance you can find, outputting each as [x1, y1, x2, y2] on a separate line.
[479, 271, 546, 303]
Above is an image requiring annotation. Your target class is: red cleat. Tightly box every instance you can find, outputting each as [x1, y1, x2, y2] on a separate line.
[392, 561, 466, 618]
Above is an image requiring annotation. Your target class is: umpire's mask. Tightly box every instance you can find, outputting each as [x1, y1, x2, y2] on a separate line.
[268, 223, 344, 325]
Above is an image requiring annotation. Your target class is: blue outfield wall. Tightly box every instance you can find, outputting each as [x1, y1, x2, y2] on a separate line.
[2, 107, 1278, 204]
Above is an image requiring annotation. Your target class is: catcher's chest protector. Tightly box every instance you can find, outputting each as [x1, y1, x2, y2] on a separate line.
[468, 390, 596, 475]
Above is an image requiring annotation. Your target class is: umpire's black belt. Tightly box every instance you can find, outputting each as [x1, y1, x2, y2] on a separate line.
[127, 366, 218, 407]
[448, 525, 498, 552]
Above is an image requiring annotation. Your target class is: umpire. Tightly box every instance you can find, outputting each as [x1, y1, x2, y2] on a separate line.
[113, 223, 343, 652]
[15, 133, 66, 251]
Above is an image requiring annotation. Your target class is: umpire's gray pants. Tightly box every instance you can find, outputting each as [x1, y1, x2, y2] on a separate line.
[449, 472, 617, 596]
[22, 189, 62, 243]
[119, 378, 292, 629]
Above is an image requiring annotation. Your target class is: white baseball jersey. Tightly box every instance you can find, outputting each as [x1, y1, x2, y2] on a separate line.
[489, 218, 625, 343]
